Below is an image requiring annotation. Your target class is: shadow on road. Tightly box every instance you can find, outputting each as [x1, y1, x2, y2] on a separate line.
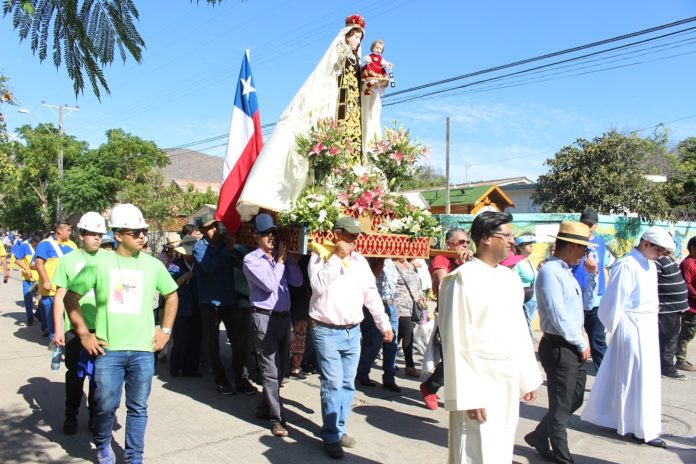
[0, 376, 106, 464]
[352, 404, 447, 447]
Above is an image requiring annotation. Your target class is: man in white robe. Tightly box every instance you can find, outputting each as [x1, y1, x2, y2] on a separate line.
[440, 212, 542, 464]
[581, 226, 675, 448]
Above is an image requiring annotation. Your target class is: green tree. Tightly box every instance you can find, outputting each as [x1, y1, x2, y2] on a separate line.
[0, 124, 88, 229]
[666, 137, 696, 220]
[176, 184, 219, 216]
[3, 1, 226, 98]
[532, 130, 671, 221]
[399, 165, 447, 190]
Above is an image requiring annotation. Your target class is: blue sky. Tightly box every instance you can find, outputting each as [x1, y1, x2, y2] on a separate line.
[2, 0, 696, 184]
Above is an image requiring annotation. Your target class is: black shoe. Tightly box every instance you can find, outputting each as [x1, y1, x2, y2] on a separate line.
[661, 371, 686, 380]
[357, 378, 376, 387]
[63, 417, 78, 435]
[524, 432, 554, 461]
[26, 318, 34, 327]
[216, 383, 236, 395]
[237, 378, 258, 395]
[646, 438, 667, 448]
[382, 383, 402, 393]
[290, 371, 308, 381]
[324, 441, 345, 459]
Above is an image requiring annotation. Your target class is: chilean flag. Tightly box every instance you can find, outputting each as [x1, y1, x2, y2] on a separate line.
[215, 50, 263, 233]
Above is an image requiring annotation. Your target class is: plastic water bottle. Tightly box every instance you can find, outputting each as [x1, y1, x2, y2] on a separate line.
[50, 345, 63, 370]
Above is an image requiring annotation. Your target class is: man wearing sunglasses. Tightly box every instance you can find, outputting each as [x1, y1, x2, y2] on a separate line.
[582, 226, 675, 449]
[192, 212, 258, 396]
[526, 221, 595, 463]
[243, 214, 303, 438]
[64, 203, 179, 464]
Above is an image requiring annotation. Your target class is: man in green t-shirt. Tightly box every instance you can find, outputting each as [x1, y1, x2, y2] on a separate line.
[64, 204, 178, 464]
[52, 212, 107, 436]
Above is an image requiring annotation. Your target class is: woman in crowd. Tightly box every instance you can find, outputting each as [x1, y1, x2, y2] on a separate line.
[394, 257, 423, 378]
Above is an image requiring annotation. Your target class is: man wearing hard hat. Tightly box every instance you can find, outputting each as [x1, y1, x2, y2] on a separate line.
[64, 204, 179, 464]
[52, 212, 106, 435]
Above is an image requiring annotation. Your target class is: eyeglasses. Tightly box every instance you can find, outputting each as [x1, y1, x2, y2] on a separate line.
[650, 243, 669, 254]
[491, 232, 514, 240]
[259, 230, 277, 237]
[448, 239, 470, 247]
[122, 229, 148, 237]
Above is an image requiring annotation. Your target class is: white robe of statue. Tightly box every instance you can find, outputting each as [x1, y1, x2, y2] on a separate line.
[581, 248, 662, 441]
[236, 27, 382, 220]
[440, 258, 542, 464]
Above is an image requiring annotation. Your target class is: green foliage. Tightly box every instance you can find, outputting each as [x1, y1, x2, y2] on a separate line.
[399, 165, 446, 190]
[176, 184, 219, 216]
[3, 1, 232, 99]
[532, 130, 671, 221]
[666, 137, 696, 220]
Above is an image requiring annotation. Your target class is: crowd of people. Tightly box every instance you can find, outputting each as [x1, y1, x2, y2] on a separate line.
[1, 207, 695, 464]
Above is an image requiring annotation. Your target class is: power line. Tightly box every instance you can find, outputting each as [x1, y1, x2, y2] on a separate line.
[163, 16, 696, 151]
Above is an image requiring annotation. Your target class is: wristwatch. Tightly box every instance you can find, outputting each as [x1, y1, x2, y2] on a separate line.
[162, 327, 172, 335]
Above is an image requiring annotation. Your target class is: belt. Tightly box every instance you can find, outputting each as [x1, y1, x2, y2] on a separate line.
[542, 333, 569, 344]
[253, 307, 291, 317]
[310, 318, 359, 330]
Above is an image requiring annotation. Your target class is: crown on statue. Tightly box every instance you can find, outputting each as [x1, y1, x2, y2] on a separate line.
[345, 13, 365, 30]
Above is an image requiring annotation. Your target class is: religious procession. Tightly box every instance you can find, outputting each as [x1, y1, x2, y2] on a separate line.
[2, 3, 696, 464]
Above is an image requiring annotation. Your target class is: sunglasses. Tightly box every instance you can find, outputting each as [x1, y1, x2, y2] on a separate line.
[122, 229, 148, 237]
[81, 231, 103, 238]
[258, 230, 277, 237]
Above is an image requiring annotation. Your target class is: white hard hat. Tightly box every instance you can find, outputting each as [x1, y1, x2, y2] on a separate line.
[108, 203, 149, 230]
[77, 212, 107, 234]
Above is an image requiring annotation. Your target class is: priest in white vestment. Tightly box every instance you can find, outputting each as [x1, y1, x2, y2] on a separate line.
[440, 212, 542, 464]
[581, 226, 675, 448]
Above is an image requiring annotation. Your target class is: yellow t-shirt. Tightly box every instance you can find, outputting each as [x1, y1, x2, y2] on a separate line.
[34, 238, 76, 296]
[0, 242, 6, 257]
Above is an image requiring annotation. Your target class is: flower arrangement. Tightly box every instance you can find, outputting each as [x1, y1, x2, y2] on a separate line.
[336, 165, 390, 216]
[377, 196, 441, 238]
[277, 187, 341, 233]
[367, 124, 430, 190]
[296, 117, 353, 178]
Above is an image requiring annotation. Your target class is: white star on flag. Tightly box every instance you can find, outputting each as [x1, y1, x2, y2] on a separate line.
[240, 76, 256, 96]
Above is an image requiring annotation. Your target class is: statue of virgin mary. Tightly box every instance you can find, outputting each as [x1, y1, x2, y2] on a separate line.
[236, 13, 383, 220]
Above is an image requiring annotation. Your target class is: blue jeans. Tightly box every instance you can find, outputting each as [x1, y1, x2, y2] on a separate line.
[313, 323, 361, 444]
[40, 296, 54, 338]
[523, 298, 537, 336]
[93, 350, 155, 463]
[584, 307, 607, 370]
[22, 280, 34, 322]
[356, 303, 399, 384]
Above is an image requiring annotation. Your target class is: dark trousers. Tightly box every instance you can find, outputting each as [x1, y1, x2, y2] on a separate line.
[64, 331, 95, 419]
[658, 312, 681, 374]
[676, 311, 696, 363]
[170, 314, 202, 376]
[251, 311, 291, 424]
[584, 307, 607, 370]
[533, 336, 587, 464]
[398, 316, 415, 368]
[199, 304, 246, 386]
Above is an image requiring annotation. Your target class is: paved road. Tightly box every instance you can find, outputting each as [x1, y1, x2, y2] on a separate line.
[1, 271, 695, 463]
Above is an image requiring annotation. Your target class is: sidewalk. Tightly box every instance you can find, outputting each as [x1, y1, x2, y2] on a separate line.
[1, 272, 695, 463]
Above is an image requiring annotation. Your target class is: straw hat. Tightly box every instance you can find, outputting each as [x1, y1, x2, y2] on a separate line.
[173, 235, 198, 256]
[163, 232, 182, 249]
[548, 222, 597, 247]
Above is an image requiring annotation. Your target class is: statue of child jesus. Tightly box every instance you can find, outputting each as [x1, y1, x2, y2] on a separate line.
[361, 39, 393, 96]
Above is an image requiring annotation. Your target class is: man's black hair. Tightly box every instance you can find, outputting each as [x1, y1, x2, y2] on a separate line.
[688, 236, 696, 250]
[30, 231, 44, 243]
[470, 212, 513, 247]
[181, 223, 196, 236]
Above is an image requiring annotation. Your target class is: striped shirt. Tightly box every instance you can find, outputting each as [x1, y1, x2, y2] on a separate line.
[656, 256, 689, 314]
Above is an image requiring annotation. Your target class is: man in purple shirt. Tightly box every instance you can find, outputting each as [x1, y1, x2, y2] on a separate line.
[243, 214, 303, 438]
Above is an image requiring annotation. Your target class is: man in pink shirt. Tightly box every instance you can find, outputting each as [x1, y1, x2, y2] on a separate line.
[308, 216, 394, 459]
